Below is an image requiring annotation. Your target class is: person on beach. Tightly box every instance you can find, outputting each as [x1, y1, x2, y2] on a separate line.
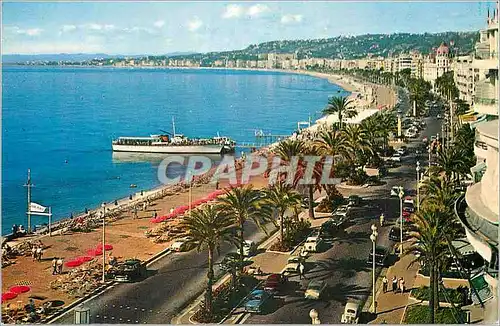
[52, 258, 58, 275]
[382, 276, 388, 293]
[143, 202, 147, 211]
[129, 194, 133, 201]
[392, 276, 397, 292]
[31, 246, 37, 260]
[56, 258, 63, 274]
[37, 247, 43, 261]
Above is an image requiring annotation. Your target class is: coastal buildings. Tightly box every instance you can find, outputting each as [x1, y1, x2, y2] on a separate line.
[452, 55, 475, 105]
[454, 5, 499, 323]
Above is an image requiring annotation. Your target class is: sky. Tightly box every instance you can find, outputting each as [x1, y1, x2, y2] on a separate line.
[1, 1, 495, 55]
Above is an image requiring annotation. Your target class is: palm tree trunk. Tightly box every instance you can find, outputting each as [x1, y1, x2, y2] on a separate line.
[279, 212, 284, 245]
[433, 263, 440, 311]
[205, 247, 214, 320]
[308, 184, 315, 219]
[429, 262, 436, 323]
[239, 218, 244, 273]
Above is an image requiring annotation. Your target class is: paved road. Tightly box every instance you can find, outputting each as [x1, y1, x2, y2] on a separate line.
[245, 93, 443, 324]
[54, 221, 275, 324]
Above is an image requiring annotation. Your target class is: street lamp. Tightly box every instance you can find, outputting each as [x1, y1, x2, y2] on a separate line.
[370, 224, 378, 314]
[428, 145, 431, 171]
[398, 188, 404, 256]
[101, 202, 106, 283]
[416, 162, 421, 212]
[309, 309, 321, 324]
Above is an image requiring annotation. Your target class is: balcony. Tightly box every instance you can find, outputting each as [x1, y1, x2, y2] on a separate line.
[455, 195, 498, 255]
[473, 80, 499, 115]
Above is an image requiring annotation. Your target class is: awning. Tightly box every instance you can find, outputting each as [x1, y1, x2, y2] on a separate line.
[470, 271, 494, 304]
[451, 238, 476, 256]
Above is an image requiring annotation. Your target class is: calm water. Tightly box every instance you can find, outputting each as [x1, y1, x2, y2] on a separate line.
[1, 66, 347, 234]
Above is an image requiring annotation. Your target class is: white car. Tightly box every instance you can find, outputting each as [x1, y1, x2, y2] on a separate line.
[304, 280, 327, 300]
[333, 205, 350, 217]
[389, 153, 402, 162]
[403, 196, 414, 205]
[304, 236, 324, 253]
[391, 186, 404, 197]
[170, 237, 194, 252]
[284, 256, 304, 274]
[341, 302, 360, 324]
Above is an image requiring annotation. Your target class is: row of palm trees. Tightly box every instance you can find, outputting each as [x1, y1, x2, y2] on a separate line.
[178, 182, 302, 320]
[405, 123, 476, 323]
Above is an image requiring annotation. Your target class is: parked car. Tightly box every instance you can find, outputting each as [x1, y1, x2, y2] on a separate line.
[347, 195, 362, 207]
[320, 218, 343, 237]
[389, 153, 402, 162]
[390, 186, 404, 197]
[170, 237, 195, 252]
[284, 256, 304, 273]
[389, 227, 401, 242]
[242, 240, 257, 257]
[403, 196, 414, 205]
[422, 136, 428, 143]
[304, 280, 327, 300]
[263, 273, 287, 294]
[244, 289, 272, 313]
[304, 236, 324, 253]
[367, 246, 389, 266]
[334, 205, 350, 217]
[112, 259, 147, 282]
[341, 302, 360, 324]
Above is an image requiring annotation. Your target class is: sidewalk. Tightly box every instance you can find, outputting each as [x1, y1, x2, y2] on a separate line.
[365, 251, 421, 324]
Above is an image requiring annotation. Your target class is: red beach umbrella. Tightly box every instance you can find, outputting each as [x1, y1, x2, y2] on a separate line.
[96, 244, 113, 251]
[1, 292, 17, 302]
[79, 256, 93, 262]
[9, 285, 30, 294]
[65, 260, 83, 268]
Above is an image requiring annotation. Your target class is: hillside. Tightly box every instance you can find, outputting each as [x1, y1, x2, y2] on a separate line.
[172, 31, 479, 61]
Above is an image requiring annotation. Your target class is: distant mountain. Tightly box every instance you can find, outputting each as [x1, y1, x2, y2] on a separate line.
[2, 52, 196, 64]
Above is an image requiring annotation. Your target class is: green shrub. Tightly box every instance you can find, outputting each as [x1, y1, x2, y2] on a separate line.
[404, 305, 466, 324]
[411, 285, 466, 305]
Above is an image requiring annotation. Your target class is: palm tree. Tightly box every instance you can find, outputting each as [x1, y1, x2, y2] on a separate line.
[217, 185, 270, 271]
[343, 124, 373, 168]
[435, 147, 467, 183]
[272, 138, 321, 219]
[178, 205, 238, 319]
[405, 206, 454, 323]
[323, 96, 358, 128]
[314, 126, 348, 167]
[265, 182, 302, 246]
[421, 176, 459, 210]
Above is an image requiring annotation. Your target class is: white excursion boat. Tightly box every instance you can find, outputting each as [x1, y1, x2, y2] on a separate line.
[112, 118, 235, 154]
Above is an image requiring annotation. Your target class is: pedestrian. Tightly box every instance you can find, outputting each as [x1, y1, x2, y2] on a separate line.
[170, 207, 174, 214]
[31, 246, 37, 261]
[52, 258, 58, 275]
[382, 276, 388, 293]
[56, 257, 63, 274]
[380, 213, 385, 226]
[392, 276, 398, 292]
[37, 246, 43, 261]
[299, 263, 306, 280]
[400, 277, 406, 293]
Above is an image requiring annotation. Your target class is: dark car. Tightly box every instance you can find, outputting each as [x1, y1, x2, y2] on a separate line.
[263, 273, 287, 294]
[319, 218, 343, 237]
[347, 195, 362, 207]
[244, 289, 272, 313]
[113, 259, 147, 282]
[367, 246, 388, 267]
[389, 227, 401, 242]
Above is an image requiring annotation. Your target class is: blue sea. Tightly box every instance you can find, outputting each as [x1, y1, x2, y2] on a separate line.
[1, 66, 347, 234]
